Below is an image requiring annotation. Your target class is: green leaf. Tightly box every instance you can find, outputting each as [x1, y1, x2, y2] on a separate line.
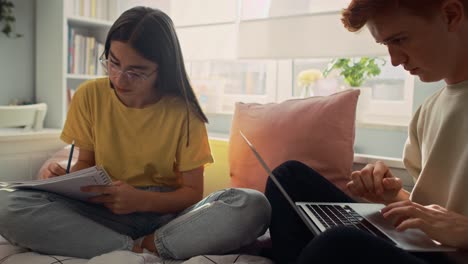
[2, 23, 11, 36]
[323, 56, 386, 87]
[0, 0, 22, 38]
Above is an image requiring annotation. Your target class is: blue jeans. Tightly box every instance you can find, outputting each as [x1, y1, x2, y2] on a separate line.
[0, 187, 270, 259]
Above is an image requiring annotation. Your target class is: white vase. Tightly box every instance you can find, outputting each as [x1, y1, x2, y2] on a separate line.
[300, 84, 315, 98]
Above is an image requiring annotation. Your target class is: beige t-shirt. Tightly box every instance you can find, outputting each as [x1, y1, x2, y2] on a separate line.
[404, 80, 468, 216]
[61, 78, 214, 188]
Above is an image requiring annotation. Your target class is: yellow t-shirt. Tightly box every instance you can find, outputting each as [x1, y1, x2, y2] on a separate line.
[61, 78, 214, 188]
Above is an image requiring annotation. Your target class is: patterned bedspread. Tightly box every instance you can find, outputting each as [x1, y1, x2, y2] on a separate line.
[0, 236, 273, 264]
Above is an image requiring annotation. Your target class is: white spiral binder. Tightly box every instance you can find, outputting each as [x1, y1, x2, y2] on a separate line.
[96, 166, 112, 185]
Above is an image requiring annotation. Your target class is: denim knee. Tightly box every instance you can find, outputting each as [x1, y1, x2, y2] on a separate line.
[223, 188, 271, 242]
[0, 190, 11, 228]
[0, 190, 27, 242]
[154, 188, 271, 259]
[0, 190, 20, 226]
[0, 190, 48, 242]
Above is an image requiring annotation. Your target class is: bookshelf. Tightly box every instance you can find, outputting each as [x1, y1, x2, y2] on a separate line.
[36, 0, 117, 129]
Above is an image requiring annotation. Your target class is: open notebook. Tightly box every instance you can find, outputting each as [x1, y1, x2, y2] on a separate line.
[0, 166, 112, 201]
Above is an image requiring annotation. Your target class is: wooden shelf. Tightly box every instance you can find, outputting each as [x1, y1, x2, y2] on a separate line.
[36, 0, 117, 128]
[67, 74, 106, 80]
[67, 16, 113, 29]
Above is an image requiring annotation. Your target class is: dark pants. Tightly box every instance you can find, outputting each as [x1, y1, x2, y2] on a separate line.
[264, 160, 454, 264]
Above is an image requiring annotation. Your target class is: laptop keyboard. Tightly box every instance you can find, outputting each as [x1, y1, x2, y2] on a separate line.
[305, 204, 396, 245]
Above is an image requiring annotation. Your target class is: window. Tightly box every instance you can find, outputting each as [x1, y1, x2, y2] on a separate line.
[188, 60, 276, 114]
[362, 59, 415, 125]
[289, 57, 414, 125]
[139, 0, 415, 133]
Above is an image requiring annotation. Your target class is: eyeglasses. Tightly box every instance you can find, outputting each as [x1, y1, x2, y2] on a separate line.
[99, 54, 157, 83]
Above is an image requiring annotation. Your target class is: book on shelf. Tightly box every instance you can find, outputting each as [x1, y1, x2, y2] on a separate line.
[68, 27, 75, 73]
[68, 27, 105, 76]
[0, 166, 112, 201]
[71, 0, 111, 21]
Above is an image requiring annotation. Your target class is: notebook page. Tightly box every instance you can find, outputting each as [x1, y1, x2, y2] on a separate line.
[10, 166, 112, 201]
[1, 166, 100, 187]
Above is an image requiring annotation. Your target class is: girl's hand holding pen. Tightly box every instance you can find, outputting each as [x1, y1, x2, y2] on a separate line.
[83, 181, 145, 215]
[43, 162, 67, 178]
[42, 141, 76, 179]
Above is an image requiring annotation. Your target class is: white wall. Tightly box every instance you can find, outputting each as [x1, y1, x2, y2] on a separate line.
[0, 0, 35, 105]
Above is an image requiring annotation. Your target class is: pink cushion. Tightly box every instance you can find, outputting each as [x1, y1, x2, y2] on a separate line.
[229, 89, 359, 194]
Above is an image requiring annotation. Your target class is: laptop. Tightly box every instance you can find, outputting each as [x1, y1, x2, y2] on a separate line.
[239, 131, 456, 252]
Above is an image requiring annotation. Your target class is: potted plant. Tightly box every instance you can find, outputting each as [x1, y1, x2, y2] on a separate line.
[323, 57, 386, 120]
[323, 57, 385, 87]
[0, 0, 22, 38]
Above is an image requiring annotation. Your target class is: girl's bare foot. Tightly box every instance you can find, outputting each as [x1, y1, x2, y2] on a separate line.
[141, 234, 159, 255]
[132, 244, 144, 253]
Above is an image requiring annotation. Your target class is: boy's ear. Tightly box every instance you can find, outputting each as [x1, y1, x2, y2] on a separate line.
[442, 0, 465, 32]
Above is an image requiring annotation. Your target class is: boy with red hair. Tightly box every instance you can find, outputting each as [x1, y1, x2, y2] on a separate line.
[265, 0, 468, 263]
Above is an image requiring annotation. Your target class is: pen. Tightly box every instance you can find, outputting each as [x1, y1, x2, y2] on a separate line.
[66, 140, 75, 174]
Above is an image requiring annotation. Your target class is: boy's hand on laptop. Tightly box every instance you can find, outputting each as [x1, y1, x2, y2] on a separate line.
[382, 201, 468, 249]
[347, 161, 404, 204]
